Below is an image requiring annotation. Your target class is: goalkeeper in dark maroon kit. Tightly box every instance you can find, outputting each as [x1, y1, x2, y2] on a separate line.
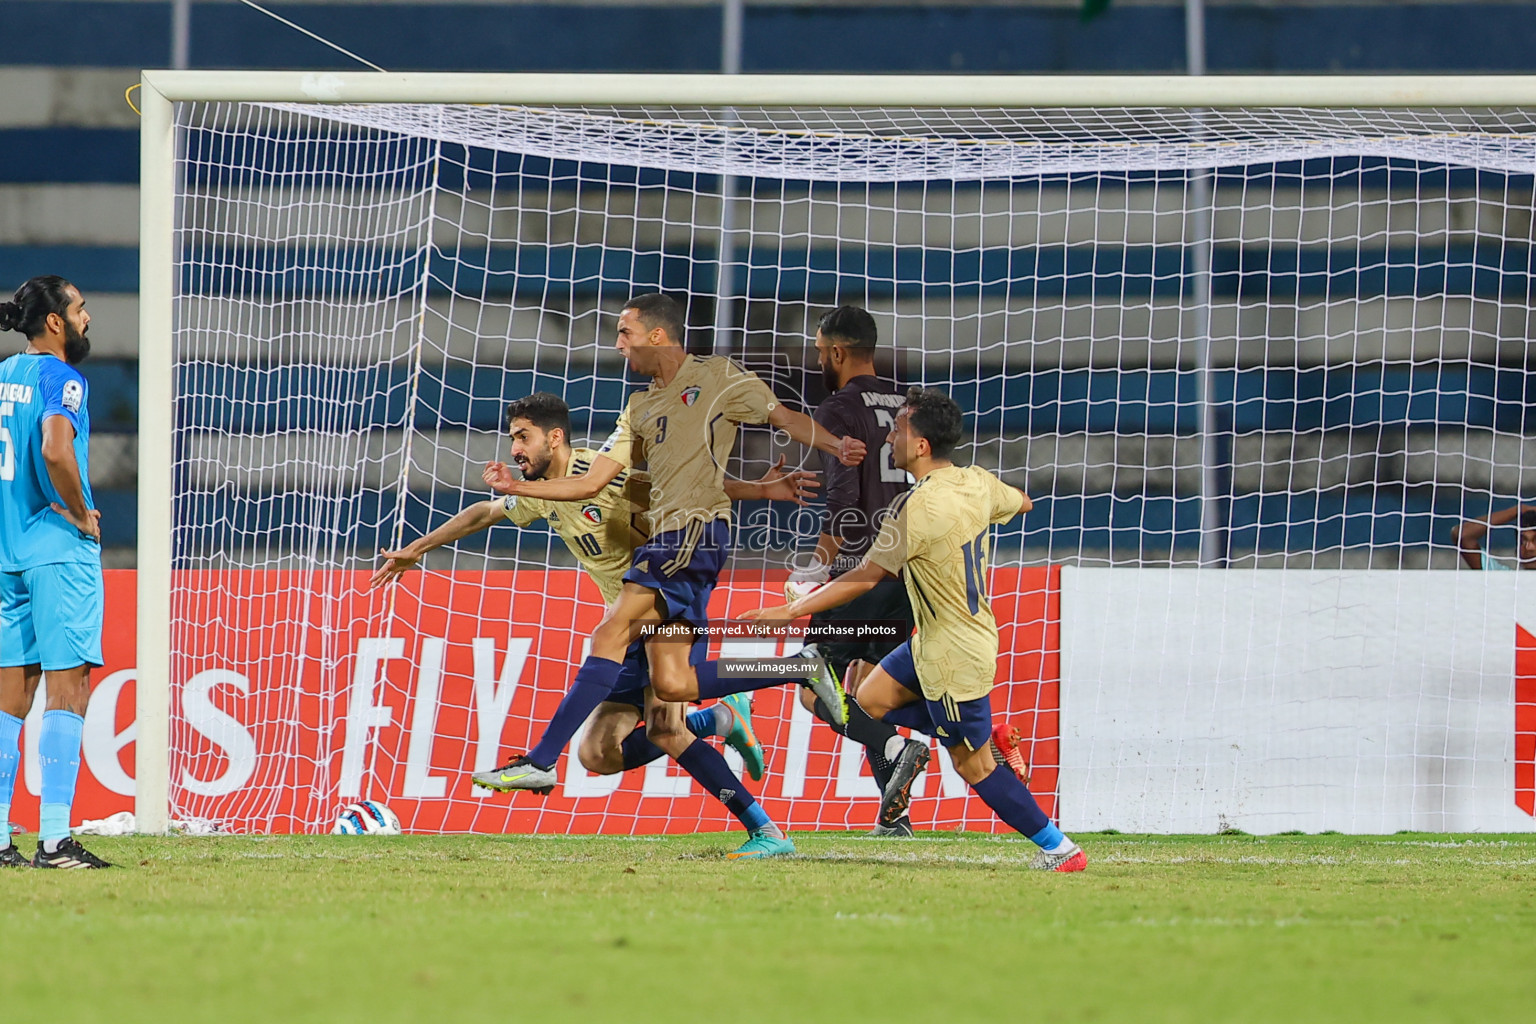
[787, 305, 926, 836]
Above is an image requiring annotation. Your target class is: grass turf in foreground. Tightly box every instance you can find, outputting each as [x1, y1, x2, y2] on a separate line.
[1, 832, 1532, 1023]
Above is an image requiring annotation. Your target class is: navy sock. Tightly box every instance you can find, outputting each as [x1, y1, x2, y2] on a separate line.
[619, 728, 667, 771]
[674, 739, 775, 835]
[881, 701, 934, 735]
[971, 764, 1058, 847]
[526, 656, 624, 769]
[621, 709, 724, 772]
[694, 659, 805, 701]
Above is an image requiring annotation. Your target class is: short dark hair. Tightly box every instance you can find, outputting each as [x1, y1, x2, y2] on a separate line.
[0, 275, 76, 339]
[1520, 510, 1536, 531]
[504, 392, 571, 438]
[816, 305, 878, 349]
[622, 292, 686, 344]
[903, 387, 963, 459]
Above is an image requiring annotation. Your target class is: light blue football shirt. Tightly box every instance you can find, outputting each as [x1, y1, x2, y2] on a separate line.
[0, 352, 98, 572]
[1480, 536, 1516, 571]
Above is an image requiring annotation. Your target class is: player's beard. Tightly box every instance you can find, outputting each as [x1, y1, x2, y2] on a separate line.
[821, 361, 840, 393]
[63, 321, 91, 364]
[519, 448, 553, 481]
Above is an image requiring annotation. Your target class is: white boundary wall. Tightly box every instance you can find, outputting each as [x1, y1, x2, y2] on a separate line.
[1060, 569, 1536, 834]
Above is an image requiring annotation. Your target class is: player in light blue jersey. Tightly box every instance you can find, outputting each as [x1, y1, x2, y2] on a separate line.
[1451, 503, 1536, 571]
[0, 276, 109, 869]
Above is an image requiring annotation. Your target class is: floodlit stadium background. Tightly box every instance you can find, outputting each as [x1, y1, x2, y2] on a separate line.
[9, 0, 1536, 571]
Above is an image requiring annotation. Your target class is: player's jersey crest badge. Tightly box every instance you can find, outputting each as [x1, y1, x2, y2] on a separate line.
[581, 504, 603, 524]
[680, 386, 701, 407]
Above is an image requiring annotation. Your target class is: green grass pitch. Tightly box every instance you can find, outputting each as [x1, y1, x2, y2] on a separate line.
[2, 831, 1532, 1022]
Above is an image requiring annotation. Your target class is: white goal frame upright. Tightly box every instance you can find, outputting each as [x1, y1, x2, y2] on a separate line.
[134, 71, 1536, 834]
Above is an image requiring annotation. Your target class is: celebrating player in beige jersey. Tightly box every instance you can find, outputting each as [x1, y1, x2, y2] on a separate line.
[369, 392, 818, 794]
[743, 387, 1087, 872]
[476, 294, 864, 858]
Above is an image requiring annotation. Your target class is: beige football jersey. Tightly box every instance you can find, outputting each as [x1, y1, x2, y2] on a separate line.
[866, 465, 1026, 701]
[598, 354, 779, 535]
[502, 447, 649, 603]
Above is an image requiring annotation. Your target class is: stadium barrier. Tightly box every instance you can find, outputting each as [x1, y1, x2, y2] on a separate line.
[7, 568, 1531, 835]
[1060, 568, 1536, 834]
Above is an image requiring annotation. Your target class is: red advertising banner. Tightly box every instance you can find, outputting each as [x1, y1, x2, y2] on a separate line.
[6, 568, 1060, 835]
[1516, 625, 1536, 818]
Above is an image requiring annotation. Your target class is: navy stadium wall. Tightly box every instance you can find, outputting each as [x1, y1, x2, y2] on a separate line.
[5, 1, 1536, 563]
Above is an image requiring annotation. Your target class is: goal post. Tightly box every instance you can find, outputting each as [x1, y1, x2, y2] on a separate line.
[137, 75, 175, 835]
[137, 71, 1536, 108]
[135, 72, 1536, 835]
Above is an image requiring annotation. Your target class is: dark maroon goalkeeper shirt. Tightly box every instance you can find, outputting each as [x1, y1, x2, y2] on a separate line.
[813, 374, 911, 579]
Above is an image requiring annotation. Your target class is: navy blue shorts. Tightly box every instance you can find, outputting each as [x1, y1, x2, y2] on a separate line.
[877, 640, 994, 751]
[623, 519, 731, 631]
[605, 635, 710, 708]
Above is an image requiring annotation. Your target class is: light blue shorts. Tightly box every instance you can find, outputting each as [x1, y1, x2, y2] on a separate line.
[0, 562, 105, 670]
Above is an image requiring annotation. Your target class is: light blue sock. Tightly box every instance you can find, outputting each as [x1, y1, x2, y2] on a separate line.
[0, 711, 22, 849]
[1029, 823, 1069, 853]
[686, 706, 724, 739]
[38, 709, 84, 846]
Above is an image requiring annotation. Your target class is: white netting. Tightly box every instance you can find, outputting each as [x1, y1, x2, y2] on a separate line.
[271, 102, 1536, 178]
[166, 99, 1536, 834]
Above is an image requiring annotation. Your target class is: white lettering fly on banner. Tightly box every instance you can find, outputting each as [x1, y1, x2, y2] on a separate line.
[642, 751, 692, 797]
[715, 638, 810, 798]
[82, 669, 137, 796]
[563, 714, 623, 798]
[402, 638, 448, 798]
[779, 692, 815, 799]
[469, 636, 532, 795]
[836, 733, 880, 798]
[180, 669, 257, 797]
[339, 637, 403, 798]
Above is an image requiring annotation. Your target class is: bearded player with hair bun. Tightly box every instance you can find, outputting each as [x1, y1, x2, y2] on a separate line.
[0, 276, 110, 869]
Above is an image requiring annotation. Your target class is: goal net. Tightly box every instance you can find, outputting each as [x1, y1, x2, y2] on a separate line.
[149, 80, 1536, 834]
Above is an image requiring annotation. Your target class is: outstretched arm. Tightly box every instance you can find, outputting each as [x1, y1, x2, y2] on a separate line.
[740, 559, 893, 624]
[370, 499, 506, 589]
[767, 404, 866, 467]
[723, 455, 821, 505]
[483, 453, 625, 502]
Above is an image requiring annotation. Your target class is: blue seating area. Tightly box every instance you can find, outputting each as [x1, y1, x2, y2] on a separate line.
[13, 1, 1536, 75]
[146, 358, 1536, 563]
[143, 361, 1536, 438]
[8, 1, 1536, 566]
[14, 240, 1531, 305]
[158, 484, 1490, 566]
